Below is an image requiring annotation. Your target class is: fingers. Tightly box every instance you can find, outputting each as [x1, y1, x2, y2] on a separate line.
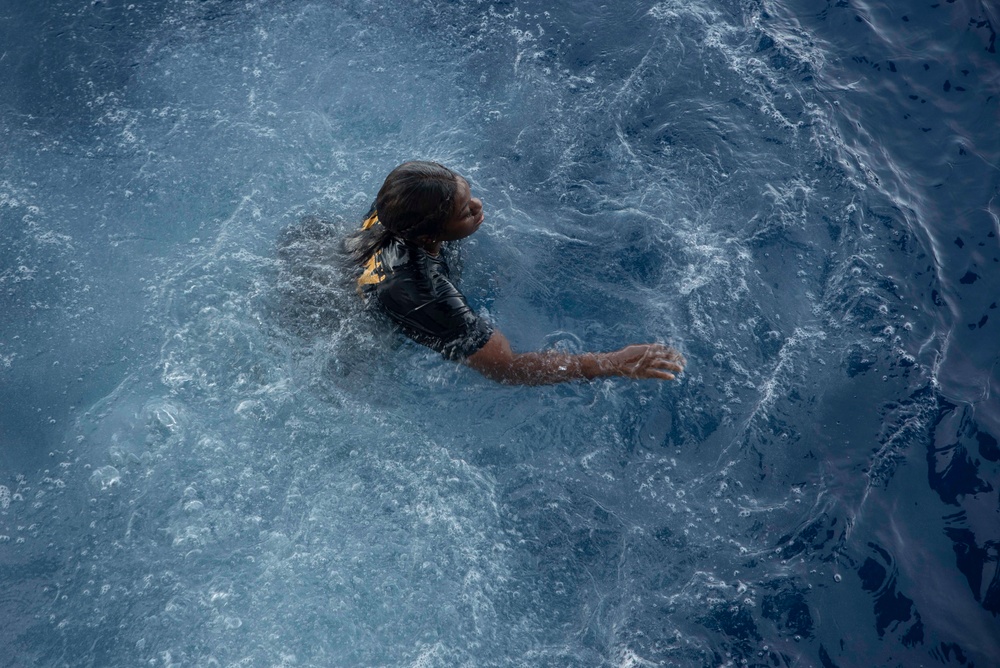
[642, 344, 685, 360]
[646, 349, 685, 368]
[630, 368, 675, 381]
[636, 345, 686, 380]
[613, 343, 687, 380]
[648, 356, 684, 372]
[660, 348, 686, 366]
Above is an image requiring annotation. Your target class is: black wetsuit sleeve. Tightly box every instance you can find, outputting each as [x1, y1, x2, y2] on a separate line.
[377, 282, 493, 360]
[363, 236, 492, 360]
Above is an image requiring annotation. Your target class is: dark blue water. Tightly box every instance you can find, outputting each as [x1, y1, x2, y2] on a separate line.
[2, 0, 998, 666]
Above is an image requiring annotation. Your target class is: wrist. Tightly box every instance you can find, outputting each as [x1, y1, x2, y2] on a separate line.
[579, 352, 615, 379]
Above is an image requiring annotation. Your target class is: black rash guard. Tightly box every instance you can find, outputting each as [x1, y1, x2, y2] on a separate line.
[358, 231, 493, 360]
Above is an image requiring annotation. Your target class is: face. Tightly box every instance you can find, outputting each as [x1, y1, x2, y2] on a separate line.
[435, 177, 484, 242]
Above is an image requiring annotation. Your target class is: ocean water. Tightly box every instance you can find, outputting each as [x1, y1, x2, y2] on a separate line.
[1, 0, 998, 666]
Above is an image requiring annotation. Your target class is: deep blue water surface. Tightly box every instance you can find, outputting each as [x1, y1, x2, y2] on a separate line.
[2, 0, 998, 666]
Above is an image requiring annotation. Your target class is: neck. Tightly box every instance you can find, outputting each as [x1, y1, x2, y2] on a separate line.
[419, 239, 442, 256]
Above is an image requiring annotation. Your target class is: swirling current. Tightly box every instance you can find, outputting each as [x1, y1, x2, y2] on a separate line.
[1, 0, 998, 666]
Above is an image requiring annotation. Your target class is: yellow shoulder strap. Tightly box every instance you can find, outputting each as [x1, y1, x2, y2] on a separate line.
[357, 213, 386, 292]
[357, 254, 384, 287]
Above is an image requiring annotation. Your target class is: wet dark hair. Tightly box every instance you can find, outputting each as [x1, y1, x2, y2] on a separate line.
[345, 161, 459, 266]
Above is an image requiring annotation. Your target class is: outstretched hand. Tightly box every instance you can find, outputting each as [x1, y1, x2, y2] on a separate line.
[606, 344, 686, 380]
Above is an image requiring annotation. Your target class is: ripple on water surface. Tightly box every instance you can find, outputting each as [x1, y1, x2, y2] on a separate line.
[1, 0, 998, 666]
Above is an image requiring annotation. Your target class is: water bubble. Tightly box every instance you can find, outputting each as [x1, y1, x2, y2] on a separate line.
[833, 573, 842, 582]
[90, 466, 121, 490]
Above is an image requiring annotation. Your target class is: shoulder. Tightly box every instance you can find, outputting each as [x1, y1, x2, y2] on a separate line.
[360, 238, 432, 298]
[382, 238, 434, 283]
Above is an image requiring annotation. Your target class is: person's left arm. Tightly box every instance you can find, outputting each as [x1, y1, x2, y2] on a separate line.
[463, 330, 685, 385]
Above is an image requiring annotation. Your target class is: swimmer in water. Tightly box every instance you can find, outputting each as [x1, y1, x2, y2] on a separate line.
[345, 160, 686, 385]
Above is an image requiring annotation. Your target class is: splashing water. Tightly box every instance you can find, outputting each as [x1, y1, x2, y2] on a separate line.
[2, 0, 998, 666]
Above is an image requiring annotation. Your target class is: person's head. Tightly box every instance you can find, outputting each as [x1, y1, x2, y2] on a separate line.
[346, 160, 483, 265]
[376, 161, 483, 245]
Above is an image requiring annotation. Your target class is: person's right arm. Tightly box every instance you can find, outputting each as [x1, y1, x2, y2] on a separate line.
[464, 330, 685, 386]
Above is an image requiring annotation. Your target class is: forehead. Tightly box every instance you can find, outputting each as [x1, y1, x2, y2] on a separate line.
[452, 177, 471, 209]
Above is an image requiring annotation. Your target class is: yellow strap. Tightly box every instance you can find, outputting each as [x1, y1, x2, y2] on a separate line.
[357, 254, 384, 286]
[357, 212, 386, 293]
